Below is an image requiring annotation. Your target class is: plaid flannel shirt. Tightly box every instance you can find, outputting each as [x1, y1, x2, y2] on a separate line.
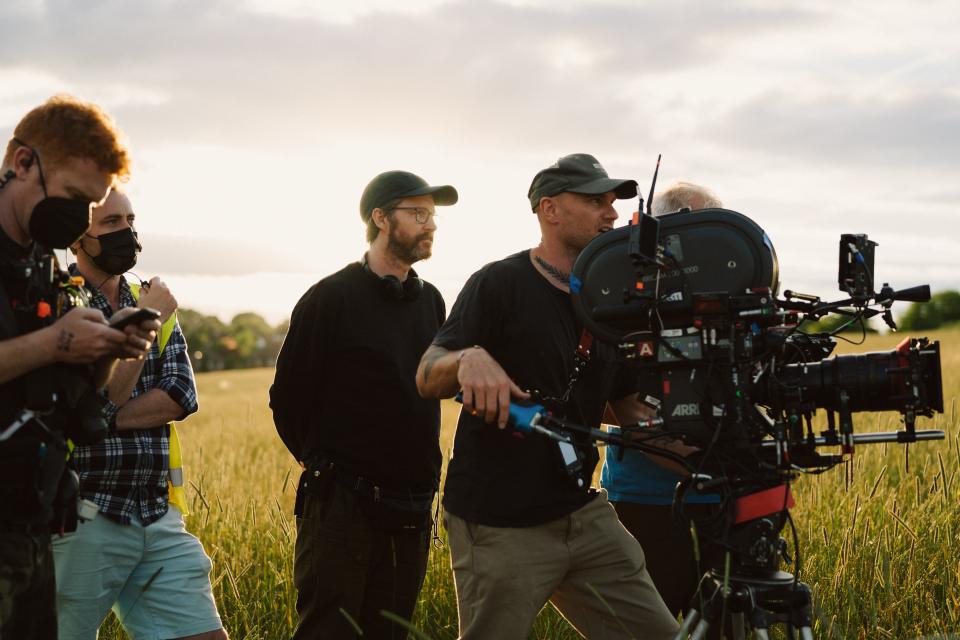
[68, 266, 199, 524]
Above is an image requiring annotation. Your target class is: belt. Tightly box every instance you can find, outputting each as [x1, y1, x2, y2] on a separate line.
[306, 457, 435, 508]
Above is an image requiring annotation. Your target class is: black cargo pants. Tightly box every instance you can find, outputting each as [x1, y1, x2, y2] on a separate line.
[292, 479, 430, 640]
[0, 528, 58, 640]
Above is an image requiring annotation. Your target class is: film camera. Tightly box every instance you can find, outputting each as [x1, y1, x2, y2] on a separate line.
[570, 209, 942, 455]
[564, 208, 944, 638]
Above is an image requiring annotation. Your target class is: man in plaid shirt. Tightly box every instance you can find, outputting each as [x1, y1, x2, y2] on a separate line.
[52, 189, 227, 640]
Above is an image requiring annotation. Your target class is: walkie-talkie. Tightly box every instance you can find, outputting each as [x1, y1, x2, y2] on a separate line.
[627, 155, 662, 269]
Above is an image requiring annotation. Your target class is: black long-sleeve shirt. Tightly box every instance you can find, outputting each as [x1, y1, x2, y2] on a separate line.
[270, 262, 444, 491]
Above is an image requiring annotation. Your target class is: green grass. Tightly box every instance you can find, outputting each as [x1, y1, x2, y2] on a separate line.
[98, 328, 959, 639]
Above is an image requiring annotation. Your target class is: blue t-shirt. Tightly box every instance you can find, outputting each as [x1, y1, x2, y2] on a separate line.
[601, 427, 719, 505]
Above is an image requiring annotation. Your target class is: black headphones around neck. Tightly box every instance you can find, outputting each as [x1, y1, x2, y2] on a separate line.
[361, 254, 423, 302]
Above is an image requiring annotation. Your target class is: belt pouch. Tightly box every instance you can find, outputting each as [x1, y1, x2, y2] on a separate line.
[294, 462, 335, 517]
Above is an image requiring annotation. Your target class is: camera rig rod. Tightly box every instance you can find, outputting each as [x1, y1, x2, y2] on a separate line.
[779, 283, 931, 323]
[760, 428, 945, 449]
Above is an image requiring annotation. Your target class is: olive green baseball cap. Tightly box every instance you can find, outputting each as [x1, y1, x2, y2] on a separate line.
[359, 170, 458, 222]
[527, 153, 638, 211]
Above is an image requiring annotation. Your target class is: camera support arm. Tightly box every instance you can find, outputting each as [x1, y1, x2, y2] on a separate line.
[780, 284, 931, 324]
[760, 428, 944, 450]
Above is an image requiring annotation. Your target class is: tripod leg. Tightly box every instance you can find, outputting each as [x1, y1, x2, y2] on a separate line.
[674, 609, 700, 639]
[689, 619, 711, 640]
[731, 612, 747, 640]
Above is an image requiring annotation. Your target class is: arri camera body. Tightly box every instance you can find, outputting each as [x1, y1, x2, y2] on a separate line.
[571, 208, 942, 463]
[565, 207, 944, 638]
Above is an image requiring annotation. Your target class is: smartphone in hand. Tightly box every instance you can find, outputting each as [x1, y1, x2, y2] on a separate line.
[109, 307, 161, 331]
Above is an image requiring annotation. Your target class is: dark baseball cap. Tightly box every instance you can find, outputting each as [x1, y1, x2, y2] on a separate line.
[527, 153, 638, 211]
[359, 170, 459, 222]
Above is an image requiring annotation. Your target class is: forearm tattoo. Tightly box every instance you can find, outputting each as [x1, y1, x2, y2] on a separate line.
[56, 329, 75, 353]
[422, 347, 445, 383]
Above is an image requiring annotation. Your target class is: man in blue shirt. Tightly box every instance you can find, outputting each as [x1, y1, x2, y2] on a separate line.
[601, 181, 725, 619]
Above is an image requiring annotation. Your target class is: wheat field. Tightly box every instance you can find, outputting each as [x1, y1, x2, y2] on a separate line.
[98, 328, 959, 639]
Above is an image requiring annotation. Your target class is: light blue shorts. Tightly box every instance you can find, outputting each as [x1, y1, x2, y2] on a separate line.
[52, 507, 223, 640]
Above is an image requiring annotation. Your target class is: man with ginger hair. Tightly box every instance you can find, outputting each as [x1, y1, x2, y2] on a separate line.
[0, 95, 158, 639]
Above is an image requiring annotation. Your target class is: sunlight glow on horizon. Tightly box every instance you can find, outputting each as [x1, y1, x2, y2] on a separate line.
[2, 0, 957, 323]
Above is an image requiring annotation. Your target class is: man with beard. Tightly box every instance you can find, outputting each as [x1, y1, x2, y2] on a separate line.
[271, 170, 457, 640]
[416, 154, 681, 639]
[52, 189, 226, 640]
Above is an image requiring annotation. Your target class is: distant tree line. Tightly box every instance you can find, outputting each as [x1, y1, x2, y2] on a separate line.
[898, 290, 960, 330]
[175, 291, 958, 372]
[177, 309, 289, 372]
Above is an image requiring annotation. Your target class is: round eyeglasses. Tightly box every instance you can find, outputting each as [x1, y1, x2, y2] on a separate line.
[389, 206, 437, 224]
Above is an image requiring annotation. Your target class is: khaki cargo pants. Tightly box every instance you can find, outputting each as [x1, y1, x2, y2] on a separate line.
[444, 490, 679, 640]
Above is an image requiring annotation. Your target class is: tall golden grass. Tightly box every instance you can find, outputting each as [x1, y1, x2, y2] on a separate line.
[99, 328, 958, 639]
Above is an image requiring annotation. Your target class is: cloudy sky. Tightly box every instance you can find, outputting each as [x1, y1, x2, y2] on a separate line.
[2, 0, 958, 323]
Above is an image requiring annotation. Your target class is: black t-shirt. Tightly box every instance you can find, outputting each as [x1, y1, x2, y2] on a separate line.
[270, 262, 445, 491]
[0, 225, 70, 525]
[435, 250, 634, 527]
[0, 224, 32, 429]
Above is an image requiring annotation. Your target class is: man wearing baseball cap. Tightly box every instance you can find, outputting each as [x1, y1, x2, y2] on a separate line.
[417, 153, 679, 639]
[271, 170, 457, 639]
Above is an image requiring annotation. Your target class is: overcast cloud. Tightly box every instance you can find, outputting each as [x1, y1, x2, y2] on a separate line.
[1, 0, 957, 321]
[1, 0, 818, 151]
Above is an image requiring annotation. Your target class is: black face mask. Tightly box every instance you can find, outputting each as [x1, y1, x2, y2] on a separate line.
[85, 228, 141, 275]
[29, 196, 92, 249]
[12, 138, 93, 249]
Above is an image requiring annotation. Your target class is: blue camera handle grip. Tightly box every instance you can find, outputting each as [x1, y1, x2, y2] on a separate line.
[454, 392, 546, 434]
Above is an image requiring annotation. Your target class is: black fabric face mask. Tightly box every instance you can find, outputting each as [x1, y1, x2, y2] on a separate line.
[12, 138, 93, 249]
[29, 196, 92, 249]
[86, 228, 141, 275]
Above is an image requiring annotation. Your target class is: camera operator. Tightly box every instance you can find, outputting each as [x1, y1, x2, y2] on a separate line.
[602, 180, 726, 622]
[51, 188, 227, 640]
[0, 95, 158, 639]
[271, 170, 457, 640]
[416, 153, 681, 640]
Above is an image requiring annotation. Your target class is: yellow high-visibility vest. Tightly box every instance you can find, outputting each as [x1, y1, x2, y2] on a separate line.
[129, 283, 189, 515]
